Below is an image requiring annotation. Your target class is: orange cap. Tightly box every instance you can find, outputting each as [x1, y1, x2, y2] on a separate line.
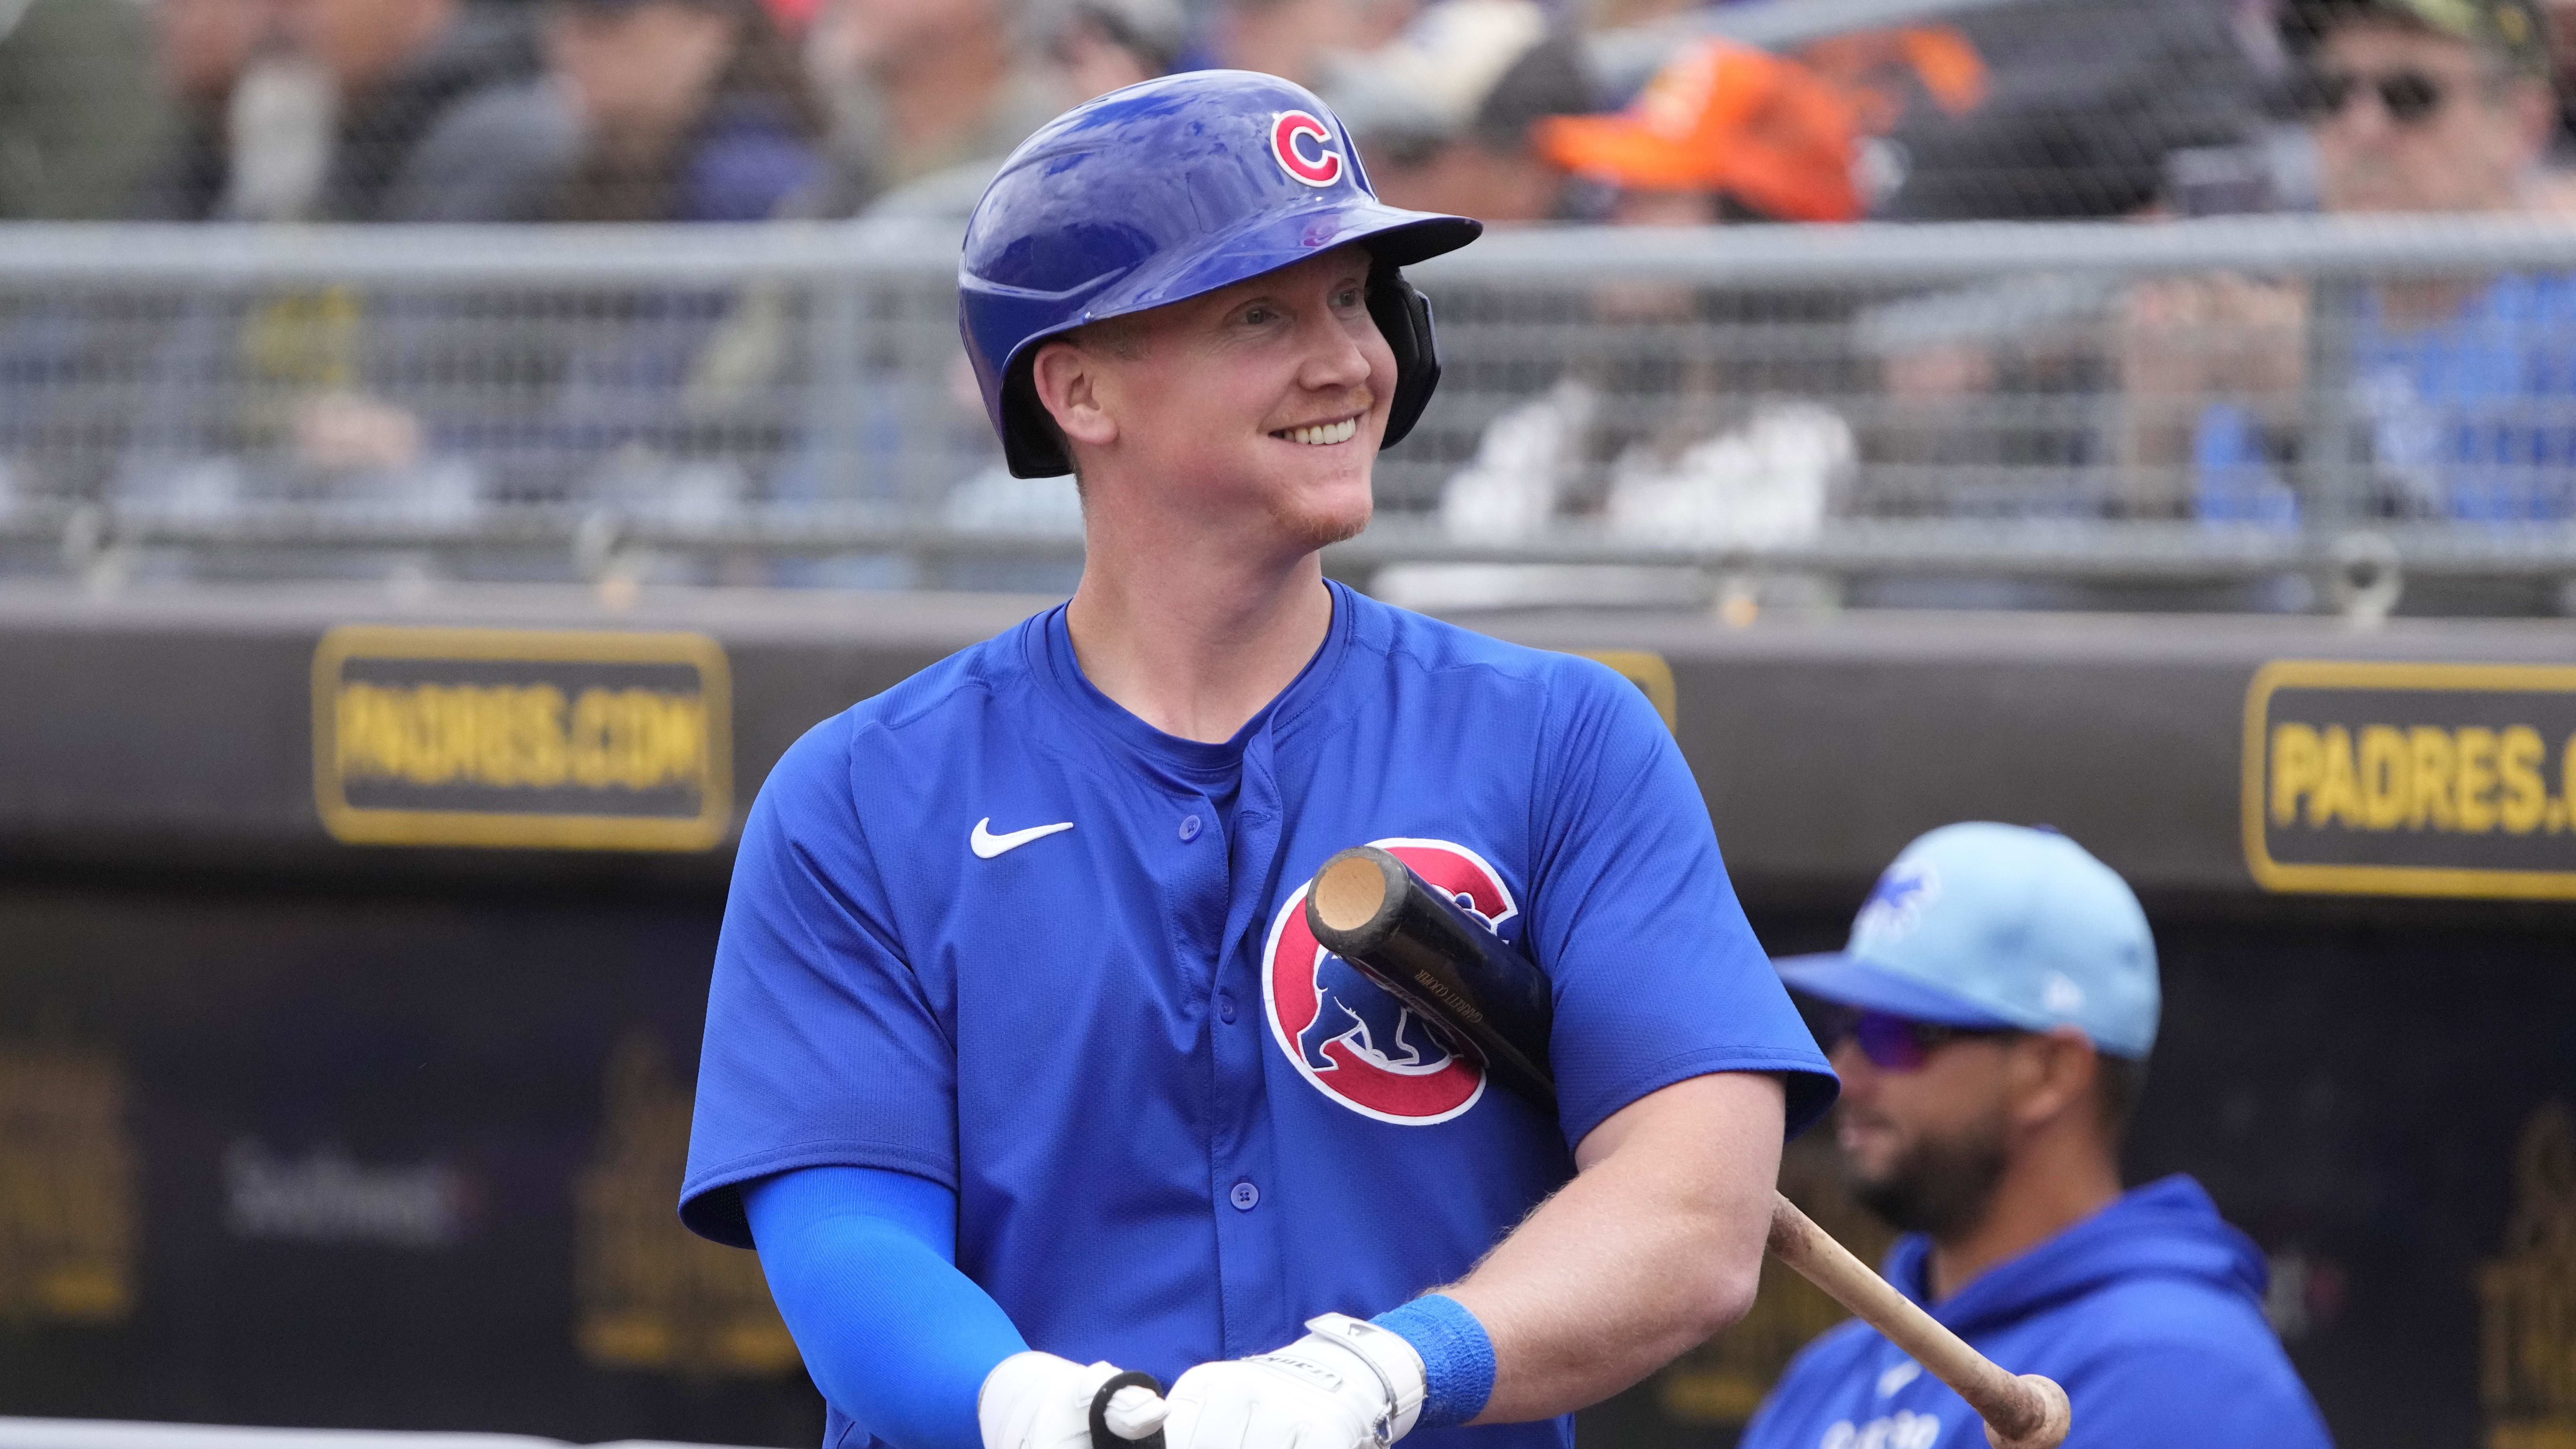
[1534, 39, 1862, 223]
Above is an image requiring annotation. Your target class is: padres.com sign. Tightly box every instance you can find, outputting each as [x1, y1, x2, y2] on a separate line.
[312, 625, 732, 851]
[2243, 660, 2576, 899]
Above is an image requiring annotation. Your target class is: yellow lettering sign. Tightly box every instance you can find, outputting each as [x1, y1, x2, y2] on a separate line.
[2458, 727, 2500, 834]
[2309, 725, 2365, 828]
[313, 627, 732, 852]
[335, 683, 704, 793]
[2268, 721, 2571, 838]
[2357, 725, 2408, 829]
[2410, 726, 2457, 830]
[2271, 722, 2321, 827]
[2245, 661, 2576, 899]
[2501, 727, 2548, 836]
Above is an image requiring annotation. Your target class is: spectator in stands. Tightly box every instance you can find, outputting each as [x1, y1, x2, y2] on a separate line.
[0, 0, 174, 218]
[2294, 0, 2556, 215]
[1039, 0, 1184, 103]
[1375, 37, 1860, 614]
[134, 0, 281, 219]
[1535, 37, 1866, 223]
[1206, 0, 1412, 90]
[1327, 0, 1594, 223]
[1858, 0, 2268, 222]
[797, 0, 1065, 216]
[92, 0, 568, 523]
[283, 0, 575, 220]
[2534, 0, 2576, 161]
[854, 0, 1180, 217]
[1790, 2, 2265, 535]
[546, 0, 824, 221]
[2126, 0, 2576, 524]
[517, 0, 826, 516]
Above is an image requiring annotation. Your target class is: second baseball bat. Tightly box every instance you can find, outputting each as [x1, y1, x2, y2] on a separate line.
[1303, 845, 2072, 1449]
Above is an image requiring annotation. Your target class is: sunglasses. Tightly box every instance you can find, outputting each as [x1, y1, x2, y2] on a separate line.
[1813, 1007, 2019, 1073]
[2298, 68, 2453, 126]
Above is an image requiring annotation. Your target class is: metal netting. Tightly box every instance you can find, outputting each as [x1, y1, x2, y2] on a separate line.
[0, 217, 2573, 607]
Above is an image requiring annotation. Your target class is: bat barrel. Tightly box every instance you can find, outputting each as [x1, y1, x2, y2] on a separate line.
[1304, 846, 1556, 1107]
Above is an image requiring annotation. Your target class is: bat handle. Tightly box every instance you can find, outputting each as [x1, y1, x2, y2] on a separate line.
[1089, 1370, 1169, 1449]
[1765, 1194, 2071, 1449]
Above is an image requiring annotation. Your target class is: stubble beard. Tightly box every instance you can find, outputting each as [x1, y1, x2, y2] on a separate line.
[1845, 1108, 2012, 1239]
[1263, 473, 1373, 555]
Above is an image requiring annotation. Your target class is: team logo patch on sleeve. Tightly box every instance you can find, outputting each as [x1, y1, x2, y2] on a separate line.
[1261, 838, 1515, 1124]
[1269, 110, 1344, 187]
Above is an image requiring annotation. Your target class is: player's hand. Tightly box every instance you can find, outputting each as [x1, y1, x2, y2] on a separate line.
[1162, 1315, 1426, 1449]
[979, 1351, 1167, 1449]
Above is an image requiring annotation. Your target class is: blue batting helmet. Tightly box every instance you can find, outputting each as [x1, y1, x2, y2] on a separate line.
[960, 70, 1483, 478]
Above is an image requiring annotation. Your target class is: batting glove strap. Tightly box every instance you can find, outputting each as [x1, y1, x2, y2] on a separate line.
[1281, 1313, 1427, 1446]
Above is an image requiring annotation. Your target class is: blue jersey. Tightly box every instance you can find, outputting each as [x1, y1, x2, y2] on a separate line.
[1740, 1177, 2331, 1449]
[682, 582, 1835, 1449]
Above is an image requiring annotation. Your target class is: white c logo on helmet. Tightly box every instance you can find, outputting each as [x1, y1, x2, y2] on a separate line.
[1270, 111, 1343, 187]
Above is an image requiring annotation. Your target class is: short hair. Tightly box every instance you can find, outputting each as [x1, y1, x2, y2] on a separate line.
[2096, 1052, 2150, 1139]
[1075, 313, 1147, 360]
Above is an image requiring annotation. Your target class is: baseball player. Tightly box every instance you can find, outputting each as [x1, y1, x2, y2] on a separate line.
[679, 69, 1837, 1449]
[1742, 823, 2333, 1449]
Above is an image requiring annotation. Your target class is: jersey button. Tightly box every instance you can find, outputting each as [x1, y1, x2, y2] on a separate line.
[1179, 814, 1203, 842]
[1215, 991, 1237, 1024]
[1229, 1180, 1260, 1211]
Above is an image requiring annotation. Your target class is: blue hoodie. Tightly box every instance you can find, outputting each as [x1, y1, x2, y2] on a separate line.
[1738, 1176, 2332, 1449]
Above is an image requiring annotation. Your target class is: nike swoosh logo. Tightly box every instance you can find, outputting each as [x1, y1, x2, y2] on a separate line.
[970, 817, 1074, 859]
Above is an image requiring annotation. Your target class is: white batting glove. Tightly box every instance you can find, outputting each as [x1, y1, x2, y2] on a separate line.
[979, 1351, 1169, 1449]
[1161, 1315, 1427, 1449]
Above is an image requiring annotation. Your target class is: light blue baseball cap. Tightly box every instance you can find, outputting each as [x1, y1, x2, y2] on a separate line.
[1776, 822, 2160, 1059]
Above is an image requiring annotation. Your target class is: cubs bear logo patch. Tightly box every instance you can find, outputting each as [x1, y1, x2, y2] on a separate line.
[1261, 837, 1515, 1124]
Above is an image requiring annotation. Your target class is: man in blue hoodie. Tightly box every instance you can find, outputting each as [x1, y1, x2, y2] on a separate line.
[1741, 823, 2334, 1449]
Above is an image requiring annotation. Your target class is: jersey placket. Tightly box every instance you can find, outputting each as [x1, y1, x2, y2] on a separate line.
[1205, 725, 1292, 1358]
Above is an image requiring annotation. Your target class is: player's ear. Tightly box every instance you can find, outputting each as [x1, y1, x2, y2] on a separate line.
[1029, 339, 1118, 451]
[2007, 1028, 2098, 1130]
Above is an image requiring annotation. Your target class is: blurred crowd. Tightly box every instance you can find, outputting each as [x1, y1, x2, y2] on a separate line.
[6, 0, 2576, 586]
[2, 0, 2566, 234]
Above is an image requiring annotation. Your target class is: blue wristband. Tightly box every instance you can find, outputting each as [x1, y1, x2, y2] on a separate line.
[1373, 1293, 1496, 1430]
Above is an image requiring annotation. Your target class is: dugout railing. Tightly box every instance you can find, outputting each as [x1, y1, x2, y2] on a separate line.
[3, 215, 2575, 612]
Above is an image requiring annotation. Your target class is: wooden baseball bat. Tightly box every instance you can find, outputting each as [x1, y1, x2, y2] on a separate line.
[1767, 1196, 2071, 1449]
[1304, 846, 2072, 1449]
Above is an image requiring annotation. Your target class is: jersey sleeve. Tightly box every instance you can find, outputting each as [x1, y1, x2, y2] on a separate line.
[1522, 659, 1837, 1148]
[681, 714, 959, 1248]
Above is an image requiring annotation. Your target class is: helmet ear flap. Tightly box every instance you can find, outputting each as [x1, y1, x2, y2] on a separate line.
[1000, 356, 1075, 478]
[1368, 270, 1442, 451]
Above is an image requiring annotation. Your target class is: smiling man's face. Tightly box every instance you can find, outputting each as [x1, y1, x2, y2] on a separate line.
[1046, 245, 1395, 554]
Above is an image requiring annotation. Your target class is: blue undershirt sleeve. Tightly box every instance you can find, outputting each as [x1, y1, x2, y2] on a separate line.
[745, 1165, 1030, 1449]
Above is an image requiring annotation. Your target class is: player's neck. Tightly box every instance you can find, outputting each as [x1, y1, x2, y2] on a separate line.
[1063, 545, 1334, 746]
[1924, 1134, 2122, 1302]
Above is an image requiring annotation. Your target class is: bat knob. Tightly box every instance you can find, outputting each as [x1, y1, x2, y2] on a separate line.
[1982, 1374, 2070, 1449]
[1091, 1370, 1168, 1449]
